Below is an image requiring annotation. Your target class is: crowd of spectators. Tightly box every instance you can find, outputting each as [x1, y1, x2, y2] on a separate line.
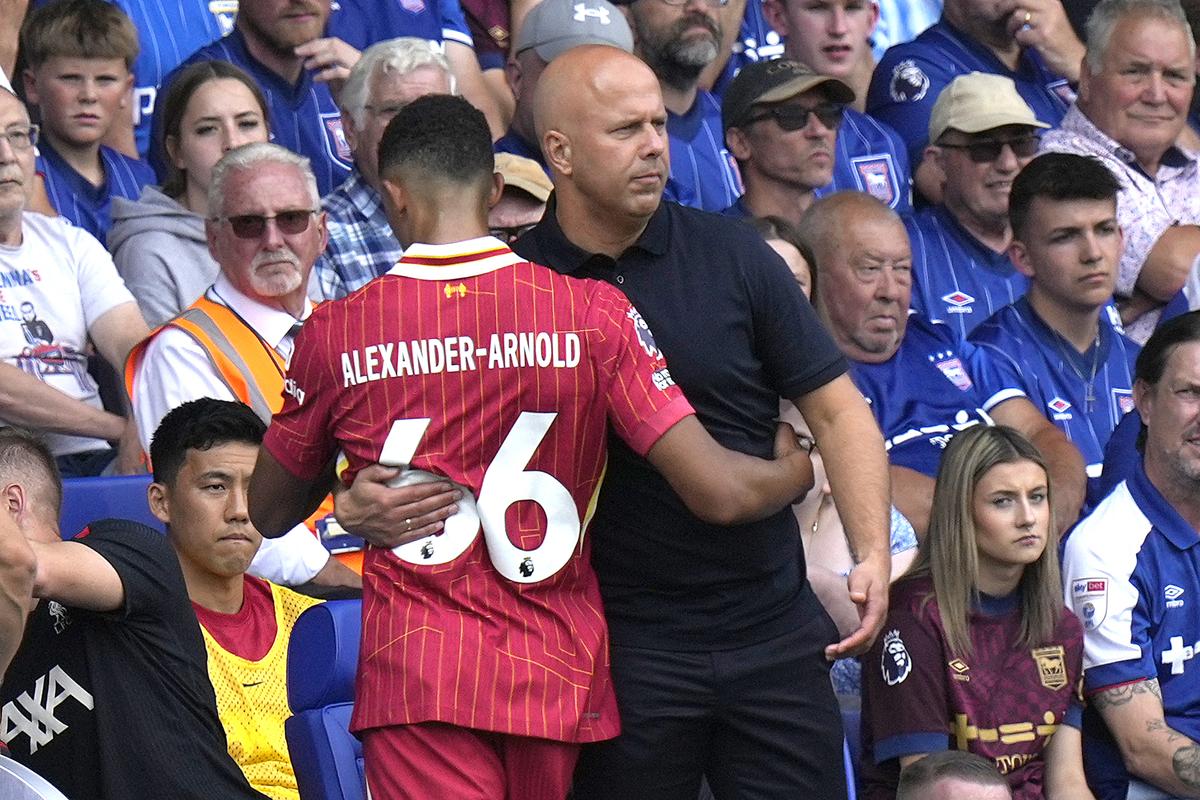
[0, 0, 1199, 797]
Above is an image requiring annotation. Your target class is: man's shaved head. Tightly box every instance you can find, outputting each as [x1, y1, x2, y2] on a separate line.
[533, 45, 657, 148]
[533, 45, 669, 233]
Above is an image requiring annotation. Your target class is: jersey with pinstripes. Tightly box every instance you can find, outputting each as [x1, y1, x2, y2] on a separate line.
[263, 236, 694, 742]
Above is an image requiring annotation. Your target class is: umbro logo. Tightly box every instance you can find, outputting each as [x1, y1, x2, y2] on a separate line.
[1166, 585, 1185, 609]
[942, 291, 975, 309]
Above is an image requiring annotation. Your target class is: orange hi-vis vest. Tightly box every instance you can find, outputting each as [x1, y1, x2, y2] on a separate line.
[125, 296, 363, 573]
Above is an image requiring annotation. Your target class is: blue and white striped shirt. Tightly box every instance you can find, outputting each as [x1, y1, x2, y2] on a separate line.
[37, 141, 155, 242]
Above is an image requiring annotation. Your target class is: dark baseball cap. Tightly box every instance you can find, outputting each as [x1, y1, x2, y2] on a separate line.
[513, 0, 633, 62]
[722, 59, 855, 132]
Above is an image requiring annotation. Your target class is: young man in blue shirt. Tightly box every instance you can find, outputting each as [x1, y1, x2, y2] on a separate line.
[970, 152, 1139, 508]
[20, 0, 154, 240]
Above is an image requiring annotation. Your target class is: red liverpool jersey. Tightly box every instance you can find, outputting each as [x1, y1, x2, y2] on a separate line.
[264, 237, 694, 742]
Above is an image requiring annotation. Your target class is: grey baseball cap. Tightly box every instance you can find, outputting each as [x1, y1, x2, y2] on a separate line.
[514, 0, 634, 62]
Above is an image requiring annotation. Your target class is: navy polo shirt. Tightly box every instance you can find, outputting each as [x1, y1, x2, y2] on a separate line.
[152, 28, 353, 196]
[514, 199, 845, 650]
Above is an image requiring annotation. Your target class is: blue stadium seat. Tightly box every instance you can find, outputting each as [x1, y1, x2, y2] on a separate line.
[59, 475, 162, 538]
[0, 755, 70, 799]
[286, 599, 364, 800]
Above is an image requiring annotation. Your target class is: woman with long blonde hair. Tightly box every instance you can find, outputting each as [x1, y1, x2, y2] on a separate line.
[862, 425, 1092, 799]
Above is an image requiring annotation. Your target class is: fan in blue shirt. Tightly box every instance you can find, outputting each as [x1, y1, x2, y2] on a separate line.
[970, 152, 1139, 509]
[22, 0, 155, 241]
[1062, 311, 1200, 800]
[624, 0, 743, 211]
[907, 73, 1049, 337]
[800, 190, 1087, 535]
[763, 0, 912, 213]
[720, 60, 851, 225]
[867, 0, 1082, 201]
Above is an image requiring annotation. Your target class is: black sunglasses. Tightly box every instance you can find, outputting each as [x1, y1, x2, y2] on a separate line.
[212, 210, 317, 239]
[743, 102, 845, 132]
[490, 223, 538, 244]
[938, 135, 1041, 163]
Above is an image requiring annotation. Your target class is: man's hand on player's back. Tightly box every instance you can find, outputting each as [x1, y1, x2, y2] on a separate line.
[333, 466, 462, 548]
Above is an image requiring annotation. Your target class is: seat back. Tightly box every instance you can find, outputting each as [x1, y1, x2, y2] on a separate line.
[59, 475, 162, 538]
[0, 755, 71, 800]
[286, 599, 364, 800]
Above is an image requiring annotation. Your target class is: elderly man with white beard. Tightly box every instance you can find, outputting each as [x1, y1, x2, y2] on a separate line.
[127, 141, 358, 592]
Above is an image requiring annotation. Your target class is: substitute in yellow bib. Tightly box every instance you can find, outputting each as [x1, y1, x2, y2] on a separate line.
[148, 397, 320, 800]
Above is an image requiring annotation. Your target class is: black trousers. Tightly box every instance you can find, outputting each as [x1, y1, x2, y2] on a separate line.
[572, 618, 847, 800]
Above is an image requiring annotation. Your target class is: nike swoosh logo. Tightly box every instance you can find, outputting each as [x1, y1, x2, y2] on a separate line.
[242, 681, 264, 688]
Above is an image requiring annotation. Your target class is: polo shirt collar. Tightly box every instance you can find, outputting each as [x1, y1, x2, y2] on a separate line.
[1063, 104, 1197, 173]
[209, 273, 312, 351]
[344, 169, 386, 222]
[1128, 459, 1200, 550]
[387, 236, 523, 280]
[531, 193, 672, 274]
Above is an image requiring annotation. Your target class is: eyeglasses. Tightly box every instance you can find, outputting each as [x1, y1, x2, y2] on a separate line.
[938, 135, 1040, 163]
[0, 124, 39, 151]
[212, 210, 317, 239]
[489, 222, 538, 244]
[743, 102, 845, 132]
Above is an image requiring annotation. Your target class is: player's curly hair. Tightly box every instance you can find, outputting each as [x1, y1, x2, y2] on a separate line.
[377, 94, 493, 191]
[901, 425, 1063, 657]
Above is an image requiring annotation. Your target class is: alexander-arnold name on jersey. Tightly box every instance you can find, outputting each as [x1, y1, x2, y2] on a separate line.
[338, 332, 583, 389]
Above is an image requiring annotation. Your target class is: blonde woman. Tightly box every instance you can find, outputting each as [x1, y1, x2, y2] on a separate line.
[862, 426, 1092, 799]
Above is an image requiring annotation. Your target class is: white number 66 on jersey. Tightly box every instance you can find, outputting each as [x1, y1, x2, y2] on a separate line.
[378, 412, 581, 584]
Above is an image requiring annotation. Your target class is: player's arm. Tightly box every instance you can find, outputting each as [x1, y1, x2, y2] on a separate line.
[990, 397, 1086, 531]
[1043, 722, 1095, 799]
[1090, 679, 1200, 798]
[793, 374, 892, 658]
[248, 450, 337, 538]
[27, 539, 124, 612]
[645, 416, 814, 527]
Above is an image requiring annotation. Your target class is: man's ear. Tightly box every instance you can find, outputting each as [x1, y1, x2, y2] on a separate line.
[147, 482, 170, 526]
[726, 126, 751, 162]
[1133, 377, 1154, 427]
[542, 130, 572, 177]
[488, 171, 505, 209]
[3, 482, 25, 519]
[761, 0, 790, 38]
[342, 110, 360, 154]
[379, 175, 408, 217]
[22, 69, 40, 106]
[506, 58, 523, 99]
[1008, 238, 1035, 279]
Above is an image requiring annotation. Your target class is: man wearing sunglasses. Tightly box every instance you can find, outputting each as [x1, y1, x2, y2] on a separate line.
[906, 73, 1048, 339]
[128, 142, 360, 594]
[721, 59, 853, 226]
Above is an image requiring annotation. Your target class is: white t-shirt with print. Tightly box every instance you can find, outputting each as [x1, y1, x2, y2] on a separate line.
[0, 213, 134, 455]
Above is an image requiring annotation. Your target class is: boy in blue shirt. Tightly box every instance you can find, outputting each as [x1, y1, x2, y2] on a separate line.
[20, 0, 154, 241]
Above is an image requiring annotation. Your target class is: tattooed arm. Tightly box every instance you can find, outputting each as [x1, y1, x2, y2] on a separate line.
[1092, 679, 1200, 798]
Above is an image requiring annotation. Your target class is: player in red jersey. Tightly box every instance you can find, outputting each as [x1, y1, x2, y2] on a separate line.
[248, 94, 815, 800]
